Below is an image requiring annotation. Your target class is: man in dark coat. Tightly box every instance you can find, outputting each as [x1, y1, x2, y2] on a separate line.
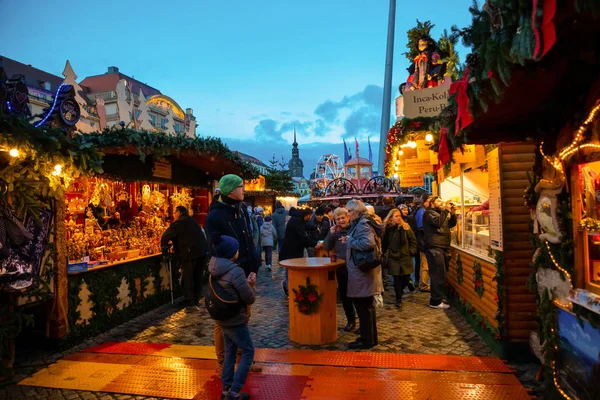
[279, 207, 317, 296]
[161, 205, 207, 310]
[271, 201, 288, 255]
[374, 195, 393, 222]
[306, 206, 330, 256]
[423, 196, 457, 309]
[205, 175, 260, 276]
[205, 174, 262, 374]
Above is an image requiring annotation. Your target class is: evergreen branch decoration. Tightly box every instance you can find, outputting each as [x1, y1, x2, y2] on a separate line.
[456, 253, 464, 284]
[472, 260, 484, 298]
[292, 277, 324, 315]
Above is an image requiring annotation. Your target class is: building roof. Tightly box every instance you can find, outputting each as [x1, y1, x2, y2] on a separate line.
[79, 68, 161, 98]
[344, 157, 372, 167]
[0, 55, 64, 94]
[235, 151, 269, 168]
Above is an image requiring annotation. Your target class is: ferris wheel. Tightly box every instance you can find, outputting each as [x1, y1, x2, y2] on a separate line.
[313, 154, 344, 188]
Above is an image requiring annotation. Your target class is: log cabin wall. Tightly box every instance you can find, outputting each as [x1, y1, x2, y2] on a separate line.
[447, 250, 499, 328]
[498, 142, 537, 344]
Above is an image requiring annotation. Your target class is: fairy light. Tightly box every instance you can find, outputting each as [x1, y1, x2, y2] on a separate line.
[557, 102, 600, 161]
[9, 148, 19, 157]
[425, 133, 433, 142]
[34, 83, 67, 128]
[544, 241, 572, 284]
[52, 164, 63, 176]
[408, 141, 417, 149]
[395, 160, 400, 165]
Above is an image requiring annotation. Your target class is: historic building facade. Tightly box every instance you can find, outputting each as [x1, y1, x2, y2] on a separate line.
[1, 56, 197, 137]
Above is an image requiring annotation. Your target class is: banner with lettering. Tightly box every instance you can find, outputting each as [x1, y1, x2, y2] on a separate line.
[403, 85, 450, 118]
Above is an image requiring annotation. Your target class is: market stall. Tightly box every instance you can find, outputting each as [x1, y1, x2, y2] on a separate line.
[384, 2, 600, 398]
[0, 69, 257, 380]
[438, 143, 537, 358]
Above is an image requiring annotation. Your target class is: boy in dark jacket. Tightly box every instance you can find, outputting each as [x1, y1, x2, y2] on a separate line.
[279, 207, 317, 296]
[208, 233, 255, 400]
[160, 206, 207, 310]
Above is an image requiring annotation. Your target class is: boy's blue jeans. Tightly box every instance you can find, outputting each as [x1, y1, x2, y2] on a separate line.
[221, 324, 255, 394]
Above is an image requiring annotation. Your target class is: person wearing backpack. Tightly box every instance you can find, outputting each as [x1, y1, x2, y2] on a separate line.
[260, 216, 277, 273]
[207, 233, 256, 400]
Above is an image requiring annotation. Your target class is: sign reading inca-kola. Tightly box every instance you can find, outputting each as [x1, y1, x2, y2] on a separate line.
[402, 85, 450, 118]
[405, 158, 433, 173]
[400, 173, 424, 187]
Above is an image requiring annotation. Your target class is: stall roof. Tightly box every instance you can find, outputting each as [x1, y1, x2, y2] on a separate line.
[464, 4, 600, 144]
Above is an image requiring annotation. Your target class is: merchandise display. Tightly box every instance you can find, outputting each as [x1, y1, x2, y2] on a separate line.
[64, 178, 193, 272]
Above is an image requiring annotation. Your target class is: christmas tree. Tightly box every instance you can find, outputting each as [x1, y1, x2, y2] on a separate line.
[164, 109, 175, 135]
[62, 60, 94, 133]
[135, 88, 154, 131]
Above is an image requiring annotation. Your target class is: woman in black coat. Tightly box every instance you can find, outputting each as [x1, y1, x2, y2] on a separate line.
[382, 208, 417, 309]
[279, 207, 317, 296]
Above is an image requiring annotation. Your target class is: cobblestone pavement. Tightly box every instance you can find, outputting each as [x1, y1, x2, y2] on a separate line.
[3, 255, 544, 399]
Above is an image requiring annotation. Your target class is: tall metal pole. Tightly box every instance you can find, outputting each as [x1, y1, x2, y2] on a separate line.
[378, 0, 397, 177]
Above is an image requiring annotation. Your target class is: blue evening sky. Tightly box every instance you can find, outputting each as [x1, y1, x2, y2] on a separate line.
[0, 0, 474, 174]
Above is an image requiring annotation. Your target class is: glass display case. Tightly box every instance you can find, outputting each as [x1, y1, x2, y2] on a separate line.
[578, 161, 600, 294]
[443, 162, 491, 259]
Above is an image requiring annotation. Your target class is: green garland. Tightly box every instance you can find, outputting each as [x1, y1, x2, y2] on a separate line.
[456, 253, 464, 284]
[446, 285, 501, 341]
[491, 249, 505, 340]
[472, 260, 484, 298]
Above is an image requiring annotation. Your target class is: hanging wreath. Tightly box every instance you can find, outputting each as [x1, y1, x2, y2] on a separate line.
[456, 253, 464, 284]
[472, 260, 484, 298]
[292, 277, 324, 315]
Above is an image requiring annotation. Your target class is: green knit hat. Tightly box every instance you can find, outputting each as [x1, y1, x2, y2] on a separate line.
[219, 174, 243, 196]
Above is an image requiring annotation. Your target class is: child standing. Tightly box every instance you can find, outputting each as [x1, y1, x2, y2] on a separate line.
[208, 233, 256, 400]
[260, 216, 277, 272]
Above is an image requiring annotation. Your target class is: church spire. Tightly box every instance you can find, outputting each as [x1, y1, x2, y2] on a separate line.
[293, 124, 297, 146]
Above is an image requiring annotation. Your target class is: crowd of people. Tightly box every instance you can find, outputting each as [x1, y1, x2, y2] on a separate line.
[160, 173, 457, 400]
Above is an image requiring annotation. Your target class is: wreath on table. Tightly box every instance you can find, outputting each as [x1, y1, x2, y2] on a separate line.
[292, 277, 324, 315]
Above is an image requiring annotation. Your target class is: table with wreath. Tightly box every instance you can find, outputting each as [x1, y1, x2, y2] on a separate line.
[279, 257, 344, 345]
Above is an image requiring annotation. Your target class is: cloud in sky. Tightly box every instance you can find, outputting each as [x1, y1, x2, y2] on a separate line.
[221, 84, 384, 176]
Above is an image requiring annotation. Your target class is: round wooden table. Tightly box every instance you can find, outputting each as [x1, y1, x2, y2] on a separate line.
[279, 257, 344, 345]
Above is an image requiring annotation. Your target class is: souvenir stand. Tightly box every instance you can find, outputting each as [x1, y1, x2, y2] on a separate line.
[0, 69, 256, 381]
[385, 2, 600, 398]
[242, 175, 300, 214]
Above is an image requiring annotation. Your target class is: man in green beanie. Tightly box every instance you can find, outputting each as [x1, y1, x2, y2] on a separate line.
[205, 174, 262, 374]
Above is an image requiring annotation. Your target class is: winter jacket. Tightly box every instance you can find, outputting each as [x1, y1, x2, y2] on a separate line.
[322, 224, 351, 262]
[160, 215, 207, 263]
[346, 215, 384, 298]
[260, 222, 277, 247]
[271, 207, 288, 240]
[306, 215, 331, 243]
[279, 208, 318, 261]
[208, 257, 255, 327]
[205, 197, 260, 276]
[374, 204, 393, 222]
[382, 225, 417, 276]
[423, 207, 457, 250]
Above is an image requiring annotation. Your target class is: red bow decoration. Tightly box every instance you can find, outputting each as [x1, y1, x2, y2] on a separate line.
[449, 69, 473, 135]
[532, 0, 557, 60]
[437, 127, 451, 167]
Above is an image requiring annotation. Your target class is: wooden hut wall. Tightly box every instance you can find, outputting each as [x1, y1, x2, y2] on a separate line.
[498, 143, 537, 343]
[448, 250, 499, 328]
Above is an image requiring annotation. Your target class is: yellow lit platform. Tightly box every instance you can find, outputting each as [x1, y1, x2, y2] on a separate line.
[19, 341, 533, 399]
